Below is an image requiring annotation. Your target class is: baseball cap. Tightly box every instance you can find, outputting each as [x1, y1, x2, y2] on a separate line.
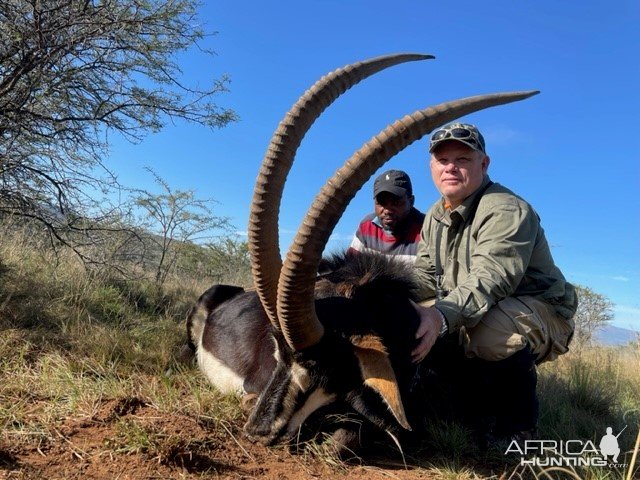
[373, 170, 413, 197]
[429, 122, 486, 154]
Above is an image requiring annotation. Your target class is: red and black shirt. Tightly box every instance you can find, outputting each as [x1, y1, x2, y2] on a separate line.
[348, 207, 425, 264]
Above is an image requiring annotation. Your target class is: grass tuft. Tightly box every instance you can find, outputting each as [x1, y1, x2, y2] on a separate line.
[1, 226, 639, 479]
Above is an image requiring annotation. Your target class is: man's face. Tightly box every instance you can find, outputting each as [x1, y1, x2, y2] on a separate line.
[430, 141, 489, 209]
[374, 191, 413, 231]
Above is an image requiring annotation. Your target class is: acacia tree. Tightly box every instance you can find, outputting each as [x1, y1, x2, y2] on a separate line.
[0, 0, 236, 259]
[133, 168, 229, 285]
[572, 285, 614, 347]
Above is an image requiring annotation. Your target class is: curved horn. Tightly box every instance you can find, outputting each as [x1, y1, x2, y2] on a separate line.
[277, 90, 540, 350]
[247, 53, 434, 330]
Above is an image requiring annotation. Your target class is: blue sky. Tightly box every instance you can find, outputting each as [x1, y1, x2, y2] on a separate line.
[109, 0, 640, 331]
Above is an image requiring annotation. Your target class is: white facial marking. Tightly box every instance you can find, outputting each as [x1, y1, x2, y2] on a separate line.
[263, 362, 320, 438]
[272, 336, 283, 363]
[291, 362, 311, 392]
[286, 388, 337, 437]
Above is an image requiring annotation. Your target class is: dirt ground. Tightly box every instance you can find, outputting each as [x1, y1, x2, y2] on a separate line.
[0, 397, 461, 480]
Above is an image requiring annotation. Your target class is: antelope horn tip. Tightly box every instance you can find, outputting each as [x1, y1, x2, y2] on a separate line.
[401, 53, 435, 61]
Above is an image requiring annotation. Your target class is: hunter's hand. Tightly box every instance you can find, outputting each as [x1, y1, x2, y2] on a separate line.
[411, 302, 443, 363]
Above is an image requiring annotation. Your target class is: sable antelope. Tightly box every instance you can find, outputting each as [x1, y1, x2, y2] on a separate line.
[186, 53, 538, 447]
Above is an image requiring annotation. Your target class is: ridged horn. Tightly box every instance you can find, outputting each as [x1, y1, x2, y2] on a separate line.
[247, 53, 434, 330]
[277, 90, 540, 350]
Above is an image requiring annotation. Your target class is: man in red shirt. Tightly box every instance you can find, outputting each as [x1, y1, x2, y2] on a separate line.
[348, 170, 425, 264]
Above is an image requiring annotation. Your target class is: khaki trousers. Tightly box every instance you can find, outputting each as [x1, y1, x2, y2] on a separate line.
[422, 296, 574, 363]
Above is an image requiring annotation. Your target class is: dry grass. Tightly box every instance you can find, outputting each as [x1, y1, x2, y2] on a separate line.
[0, 229, 242, 461]
[1, 229, 639, 479]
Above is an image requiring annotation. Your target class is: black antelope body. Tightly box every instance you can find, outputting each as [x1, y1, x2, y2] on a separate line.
[186, 53, 539, 447]
[188, 252, 423, 445]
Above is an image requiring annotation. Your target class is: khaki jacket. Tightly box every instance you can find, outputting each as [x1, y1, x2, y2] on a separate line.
[413, 176, 577, 332]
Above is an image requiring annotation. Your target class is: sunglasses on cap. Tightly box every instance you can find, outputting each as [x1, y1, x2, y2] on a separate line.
[430, 125, 485, 153]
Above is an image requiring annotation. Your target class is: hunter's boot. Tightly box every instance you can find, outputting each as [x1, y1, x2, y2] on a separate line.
[463, 356, 499, 441]
[489, 345, 539, 441]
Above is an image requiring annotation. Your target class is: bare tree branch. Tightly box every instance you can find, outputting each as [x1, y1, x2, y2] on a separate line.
[0, 0, 237, 268]
[132, 167, 230, 285]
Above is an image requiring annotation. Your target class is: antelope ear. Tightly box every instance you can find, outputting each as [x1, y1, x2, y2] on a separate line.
[349, 334, 411, 431]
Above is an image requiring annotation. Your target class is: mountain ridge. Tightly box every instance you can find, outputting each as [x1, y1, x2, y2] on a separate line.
[594, 324, 638, 346]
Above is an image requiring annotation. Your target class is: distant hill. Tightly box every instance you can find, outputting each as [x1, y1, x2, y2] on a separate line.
[594, 325, 639, 346]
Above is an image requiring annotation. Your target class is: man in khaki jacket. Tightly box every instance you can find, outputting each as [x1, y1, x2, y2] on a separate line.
[411, 122, 577, 443]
